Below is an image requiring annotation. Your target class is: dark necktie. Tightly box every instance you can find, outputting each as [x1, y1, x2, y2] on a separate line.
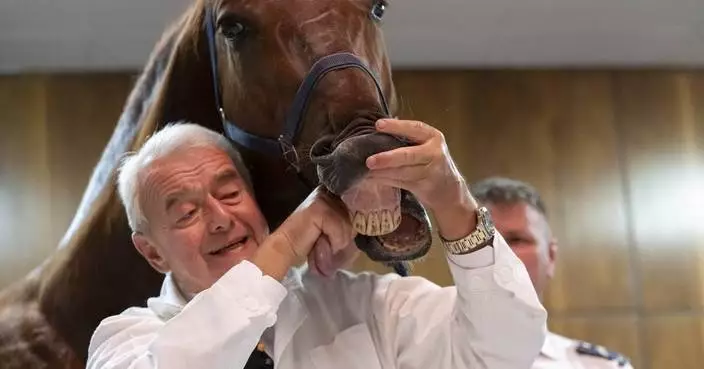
[244, 347, 274, 369]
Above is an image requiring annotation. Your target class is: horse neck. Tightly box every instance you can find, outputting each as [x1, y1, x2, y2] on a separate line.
[38, 195, 163, 362]
[33, 25, 179, 361]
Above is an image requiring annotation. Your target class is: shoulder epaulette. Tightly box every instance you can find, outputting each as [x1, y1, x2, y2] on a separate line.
[576, 341, 630, 367]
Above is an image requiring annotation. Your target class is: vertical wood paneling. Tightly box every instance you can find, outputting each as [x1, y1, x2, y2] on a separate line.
[643, 315, 704, 368]
[44, 74, 133, 247]
[0, 73, 133, 288]
[614, 72, 704, 313]
[534, 72, 633, 313]
[0, 75, 53, 286]
[1, 70, 703, 369]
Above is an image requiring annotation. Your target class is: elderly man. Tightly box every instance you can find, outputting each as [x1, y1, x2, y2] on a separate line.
[87, 120, 547, 369]
[471, 177, 633, 369]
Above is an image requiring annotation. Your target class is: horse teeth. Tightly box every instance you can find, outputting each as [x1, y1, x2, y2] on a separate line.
[393, 206, 402, 228]
[380, 210, 392, 234]
[353, 208, 403, 236]
[366, 212, 381, 235]
[353, 212, 367, 235]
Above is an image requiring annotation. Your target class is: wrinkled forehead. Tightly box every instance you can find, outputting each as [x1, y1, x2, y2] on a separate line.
[215, 0, 371, 22]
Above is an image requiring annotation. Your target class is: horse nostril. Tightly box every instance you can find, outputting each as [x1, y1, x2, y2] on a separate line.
[310, 111, 410, 195]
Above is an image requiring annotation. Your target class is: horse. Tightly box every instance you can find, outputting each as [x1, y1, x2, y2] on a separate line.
[0, 1, 433, 368]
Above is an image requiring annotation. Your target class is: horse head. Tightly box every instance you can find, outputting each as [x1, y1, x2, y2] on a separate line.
[148, 0, 432, 269]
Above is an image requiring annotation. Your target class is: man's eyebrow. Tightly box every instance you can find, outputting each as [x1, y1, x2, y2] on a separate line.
[164, 185, 200, 212]
[214, 168, 240, 185]
[164, 190, 188, 212]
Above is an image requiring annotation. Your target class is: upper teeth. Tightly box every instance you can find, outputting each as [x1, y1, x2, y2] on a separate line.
[351, 206, 401, 236]
[212, 239, 243, 254]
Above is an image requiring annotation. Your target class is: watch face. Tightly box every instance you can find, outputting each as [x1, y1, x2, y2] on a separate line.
[479, 207, 495, 233]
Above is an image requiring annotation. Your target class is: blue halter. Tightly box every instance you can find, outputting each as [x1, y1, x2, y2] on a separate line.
[204, 7, 391, 171]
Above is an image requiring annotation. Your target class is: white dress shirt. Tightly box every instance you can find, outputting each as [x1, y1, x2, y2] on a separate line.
[86, 233, 547, 369]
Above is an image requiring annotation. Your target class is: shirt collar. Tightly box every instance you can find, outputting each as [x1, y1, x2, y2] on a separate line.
[146, 264, 303, 321]
[541, 331, 571, 361]
[147, 272, 189, 320]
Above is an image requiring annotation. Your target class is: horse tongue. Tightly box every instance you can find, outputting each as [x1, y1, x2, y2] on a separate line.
[341, 179, 401, 236]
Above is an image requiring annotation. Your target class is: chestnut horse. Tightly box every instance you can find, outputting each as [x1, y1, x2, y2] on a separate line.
[0, 1, 433, 368]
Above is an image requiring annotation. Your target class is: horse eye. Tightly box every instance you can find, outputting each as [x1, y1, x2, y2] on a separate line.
[220, 17, 247, 40]
[370, 1, 387, 21]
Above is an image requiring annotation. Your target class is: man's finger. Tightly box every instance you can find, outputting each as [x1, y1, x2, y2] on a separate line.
[311, 237, 333, 277]
[366, 145, 433, 170]
[374, 119, 437, 144]
[367, 165, 428, 183]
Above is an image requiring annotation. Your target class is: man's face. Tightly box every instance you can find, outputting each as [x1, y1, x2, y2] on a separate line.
[133, 146, 269, 295]
[487, 201, 557, 298]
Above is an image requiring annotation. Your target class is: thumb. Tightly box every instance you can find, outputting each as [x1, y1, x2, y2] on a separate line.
[309, 236, 333, 277]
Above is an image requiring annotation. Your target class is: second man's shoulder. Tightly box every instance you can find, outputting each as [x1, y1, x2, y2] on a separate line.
[573, 340, 632, 368]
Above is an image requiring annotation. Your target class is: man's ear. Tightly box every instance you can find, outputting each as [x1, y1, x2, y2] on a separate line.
[132, 232, 170, 274]
[546, 237, 558, 278]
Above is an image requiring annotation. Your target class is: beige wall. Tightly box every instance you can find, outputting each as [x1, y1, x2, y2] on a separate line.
[1, 70, 702, 369]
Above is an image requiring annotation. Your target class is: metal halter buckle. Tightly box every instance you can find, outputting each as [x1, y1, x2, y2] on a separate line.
[278, 135, 301, 172]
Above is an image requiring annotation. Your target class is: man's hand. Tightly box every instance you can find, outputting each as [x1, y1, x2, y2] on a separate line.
[365, 119, 478, 240]
[252, 186, 357, 280]
[307, 236, 360, 277]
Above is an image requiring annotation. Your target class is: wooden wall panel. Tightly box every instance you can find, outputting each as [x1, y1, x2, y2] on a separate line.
[532, 72, 633, 313]
[0, 75, 53, 287]
[44, 74, 133, 247]
[614, 72, 704, 312]
[0, 73, 133, 288]
[1, 70, 703, 369]
[644, 315, 704, 368]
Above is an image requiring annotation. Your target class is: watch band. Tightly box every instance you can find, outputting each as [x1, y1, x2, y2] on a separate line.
[440, 207, 495, 255]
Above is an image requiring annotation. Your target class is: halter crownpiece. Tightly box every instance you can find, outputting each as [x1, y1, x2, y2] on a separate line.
[203, 7, 391, 171]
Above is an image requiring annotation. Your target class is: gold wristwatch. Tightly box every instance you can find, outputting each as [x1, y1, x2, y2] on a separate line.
[440, 206, 496, 255]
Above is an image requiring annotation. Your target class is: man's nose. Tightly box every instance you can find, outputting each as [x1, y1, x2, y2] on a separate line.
[207, 196, 232, 233]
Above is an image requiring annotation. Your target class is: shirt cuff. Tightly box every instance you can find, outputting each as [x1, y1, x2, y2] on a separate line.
[446, 239, 496, 269]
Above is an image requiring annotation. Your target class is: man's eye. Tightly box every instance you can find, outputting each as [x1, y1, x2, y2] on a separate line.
[507, 237, 527, 245]
[179, 209, 196, 221]
[223, 191, 240, 199]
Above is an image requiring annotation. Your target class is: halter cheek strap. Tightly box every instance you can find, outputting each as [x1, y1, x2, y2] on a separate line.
[204, 7, 390, 171]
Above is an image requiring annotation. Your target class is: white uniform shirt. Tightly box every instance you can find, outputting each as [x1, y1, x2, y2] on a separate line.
[533, 331, 634, 369]
[86, 233, 547, 369]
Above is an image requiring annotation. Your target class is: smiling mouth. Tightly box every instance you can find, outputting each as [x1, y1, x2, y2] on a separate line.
[209, 236, 249, 256]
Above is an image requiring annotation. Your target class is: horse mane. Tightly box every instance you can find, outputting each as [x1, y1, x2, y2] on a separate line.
[23, 3, 216, 363]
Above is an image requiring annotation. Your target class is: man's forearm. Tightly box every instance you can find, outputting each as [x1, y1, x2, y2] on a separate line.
[431, 180, 478, 241]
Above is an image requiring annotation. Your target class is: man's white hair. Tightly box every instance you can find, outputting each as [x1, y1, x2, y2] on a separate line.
[117, 122, 252, 233]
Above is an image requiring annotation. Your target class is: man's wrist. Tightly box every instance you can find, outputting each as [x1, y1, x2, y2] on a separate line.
[431, 184, 478, 241]
[251, 232, 298, 281]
